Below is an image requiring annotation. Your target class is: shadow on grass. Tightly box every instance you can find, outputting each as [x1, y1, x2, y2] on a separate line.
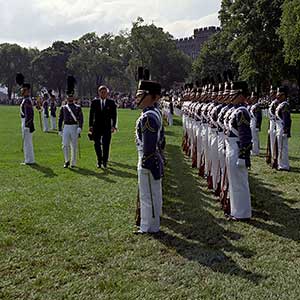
[69, 167, 116, 183]
[249, 176, 300, 242]
[154, 144, 263, 284]
[107, 167, 136, 179]
[109, 161, 136, 171]
[172, 118, 182, 127]
[164, 130, 179, 137]
[29, 164, 57, 178]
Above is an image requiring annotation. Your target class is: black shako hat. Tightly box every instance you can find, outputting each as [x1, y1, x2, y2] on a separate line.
[16, 73, 31, 89]
[230, 81, 249, 97]
[136, 80, 161, 97]
[66, 75, 76, 97]
[277, 86, 288, 97]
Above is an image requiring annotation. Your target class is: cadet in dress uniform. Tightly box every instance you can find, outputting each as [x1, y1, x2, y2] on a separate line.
[249, 92, 262, 156]
[49, 91, 57, 130]
[267, 87, 279, 167]
[58, 76, 83, 168]
[225, 82, 252, 220]
[42, 93, 49, 132]
[275, 87, 291, 171]
[17, 73, 35, 165]
[135, 80, 164, 234]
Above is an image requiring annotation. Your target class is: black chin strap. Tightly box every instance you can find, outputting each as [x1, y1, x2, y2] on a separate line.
[137, 93, 148, 106]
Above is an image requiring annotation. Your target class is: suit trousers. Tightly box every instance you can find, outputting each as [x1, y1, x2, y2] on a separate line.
[94, 133, 111, 164]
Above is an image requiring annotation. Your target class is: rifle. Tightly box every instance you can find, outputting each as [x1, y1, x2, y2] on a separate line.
[272, 136, 278, 169]
[135, 189, 141, 227]
[78, 135, 81, 160]
[266, 132, 271, 164]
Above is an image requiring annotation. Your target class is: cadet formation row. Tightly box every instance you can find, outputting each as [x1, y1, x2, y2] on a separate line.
[160, 80, 291, 221]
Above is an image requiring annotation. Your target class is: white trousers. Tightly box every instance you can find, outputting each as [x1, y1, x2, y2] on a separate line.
[276, 121, 290, 170]
[210, 129, 219, 191]
[225, 137, 251, 219]
[43, 112, 49, 132]
[138, 152, 162, 233]
[250, 119, 260, 155]
[21, 119, 35, 164]
[269, 120, 277, 160]
[168, 112, 173, 126]
[196, 122, 202, 168]
[201, 124, 209, 175]
[50, 116, 56, 130]
[218, 132, 226, 183]
[62, 124, 78, 166]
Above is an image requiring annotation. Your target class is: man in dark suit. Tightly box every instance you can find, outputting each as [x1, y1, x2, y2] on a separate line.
[89, 85, 117, 168]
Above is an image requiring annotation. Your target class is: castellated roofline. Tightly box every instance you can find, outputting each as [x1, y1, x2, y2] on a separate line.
[175, 26, 221, 60]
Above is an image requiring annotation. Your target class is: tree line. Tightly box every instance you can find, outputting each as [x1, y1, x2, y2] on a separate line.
[193, 0, 300, 97]
[0, 17, 191, 100]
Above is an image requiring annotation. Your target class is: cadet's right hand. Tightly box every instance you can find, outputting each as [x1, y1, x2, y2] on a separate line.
[58, 131, 63, 137]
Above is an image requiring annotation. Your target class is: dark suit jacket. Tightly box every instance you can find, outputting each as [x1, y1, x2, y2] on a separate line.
[89, 98, 117, 135]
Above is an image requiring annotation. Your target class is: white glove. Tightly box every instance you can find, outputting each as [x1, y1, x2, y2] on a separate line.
[77, 128, 82, 135]
[255, 128, 260, 132]
[23, 127, 30, 133]
[236, 158, 246, 168]
[283, 133, 288, 138]
[58, 131, 63, 137]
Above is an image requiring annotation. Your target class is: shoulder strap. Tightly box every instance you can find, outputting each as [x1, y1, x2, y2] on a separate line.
[65, 104, 78, 123]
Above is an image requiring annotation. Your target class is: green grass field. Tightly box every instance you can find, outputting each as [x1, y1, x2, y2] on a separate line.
[0, 105, 299, 300]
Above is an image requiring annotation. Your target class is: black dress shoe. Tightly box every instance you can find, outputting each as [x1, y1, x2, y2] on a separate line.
[103, 162, 107, 168]
[64, 161, 70, 168]
[97, 163, 102, 168]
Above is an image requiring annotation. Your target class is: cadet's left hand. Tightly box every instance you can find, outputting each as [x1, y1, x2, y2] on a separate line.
[77, 128, 82, 136]
[111, 127, 117, 133]
[236, 158, 246, 168]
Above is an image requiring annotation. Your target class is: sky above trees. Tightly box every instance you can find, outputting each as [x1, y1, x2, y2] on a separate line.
[0, 0, 220, 49]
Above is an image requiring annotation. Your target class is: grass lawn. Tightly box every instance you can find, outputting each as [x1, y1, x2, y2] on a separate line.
[0, 105, 299, 300]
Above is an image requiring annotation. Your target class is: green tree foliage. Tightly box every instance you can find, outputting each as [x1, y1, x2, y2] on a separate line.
[192, 32, 235, 81]
[33, 41, 74, 97]
[280, 0, 300, 66]
[0, 18, 192, 97]
[0, 43, 38, 100]
[130, 18, 191, 88]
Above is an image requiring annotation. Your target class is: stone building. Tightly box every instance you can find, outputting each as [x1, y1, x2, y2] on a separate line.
[176, 26, 221, 60]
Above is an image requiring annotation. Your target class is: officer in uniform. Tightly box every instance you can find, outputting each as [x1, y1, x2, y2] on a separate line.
[42, 93, 49, 132]
[275, 87, 291, 171]
[58, 76, 83, 168]
[135, 80, 164, 234]
[17, 73, 35, 165]
[49, 90, 57, 130]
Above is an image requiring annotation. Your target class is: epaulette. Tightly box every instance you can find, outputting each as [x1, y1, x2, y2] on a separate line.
[142, 116, 156, 133]
[237, 110, 250, 126]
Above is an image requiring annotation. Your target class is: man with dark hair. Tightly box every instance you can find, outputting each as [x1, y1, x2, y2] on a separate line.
[88, 86, 117, 168]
